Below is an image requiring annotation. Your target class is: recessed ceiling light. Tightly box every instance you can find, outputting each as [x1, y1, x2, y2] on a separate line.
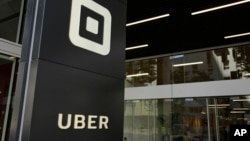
[9, 56, 16, 60]
[224, 32, 250, 39]
[237, 118, 248, 120]
[191, 0, 250, 15]
[230, 111, 246, 114]
[133, 100, 140, 103]
[126, 73, 149, 78]
[208, 107, 227, 109]
[173, 61, 203, 67]
[164, 99, 173, 102]
[243, 73, 250, 76]
[233, 108, 249, 110]
[126, 13, 170, 27]
[208, 104, 230, 107]
[233, 99, 250, 102]
[169, 54, 184, 60]
[126, 44, 148, 50]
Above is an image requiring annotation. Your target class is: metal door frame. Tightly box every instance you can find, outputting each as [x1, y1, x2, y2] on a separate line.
[0, 38, 20, 141]
[0, 38, 21, 58]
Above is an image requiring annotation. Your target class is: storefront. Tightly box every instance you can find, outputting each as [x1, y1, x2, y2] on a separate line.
[0, 0, 23, 139]
[124, 43, 250, 141]
[0, 38, 20, 141]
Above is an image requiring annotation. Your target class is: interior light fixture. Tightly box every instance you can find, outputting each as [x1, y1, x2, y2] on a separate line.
[233, 108, 249, 110]
[126, 73, 149, 78]
[224, 32, 250, 39]
[208, 107, 227, 109]
[133, 100, 140, 103]
[230, 111, 246, 114]
[173, 61, 203, 67]
[169, 54, 184, 60]
[233, 99, 250, 102]
[237, 118, 248, 120]
[164, 99, 173, 102]
[126, 13, 170, 27]
[185, 98, 194, 101]
[191, 0, 250, 15]
[126, 44, 148, 50]
[9, 56, 16, 60]
[208, 104, 230, 107]
[243, 73, 250, 76]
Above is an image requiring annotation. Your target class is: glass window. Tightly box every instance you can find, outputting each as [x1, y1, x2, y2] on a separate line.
[125, 43, 250, 87]
[0, 54, 17, 141]
[0, 0, 23, 42]
[124, 95, 250, 141]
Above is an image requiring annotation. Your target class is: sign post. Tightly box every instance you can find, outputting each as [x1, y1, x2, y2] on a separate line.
[9, 0, 126, 141]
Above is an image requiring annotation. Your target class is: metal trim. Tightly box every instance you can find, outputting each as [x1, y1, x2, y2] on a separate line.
[0, 38, 21, 58]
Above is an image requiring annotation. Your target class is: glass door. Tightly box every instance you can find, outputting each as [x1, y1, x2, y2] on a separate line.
[124, 100, 159, 141]
[0, 54, 17, 141]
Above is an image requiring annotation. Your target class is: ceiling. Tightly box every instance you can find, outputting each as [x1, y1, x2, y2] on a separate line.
[0, 0, 249, 60]
[126, 0, 250, 60]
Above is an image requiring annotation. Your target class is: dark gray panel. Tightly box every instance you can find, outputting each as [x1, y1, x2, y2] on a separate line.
[11, 1, 126, 141]
[24, 59, 124, 141]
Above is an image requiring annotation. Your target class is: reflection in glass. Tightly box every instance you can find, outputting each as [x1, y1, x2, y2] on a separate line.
[125, 43, 250, 87]
[124, 95, 250, 141]
[0, 0, 22, 42]
[0, 54, 16, 141]
[126, 59, 157, 87]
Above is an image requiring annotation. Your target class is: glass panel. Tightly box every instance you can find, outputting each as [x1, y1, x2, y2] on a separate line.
[158, 99, 172, 141]
[124, 95, 250, 141]
[125, 43, 250, 88]
[0, 54, 16, 141]
[126, 59, 158, 87]
[0, 0, 22, 42]
[172, 52, 216, 83]
[124, 100, 159, 141]
[156, 57, 172, 85]
[232, 45, 250, 79]
[171, 98, 207, 141]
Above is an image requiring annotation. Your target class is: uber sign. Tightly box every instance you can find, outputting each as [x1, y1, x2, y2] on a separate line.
[9, 0, 126, 141]
[69, 0, 112, 55]
[57, 113, 109, 129]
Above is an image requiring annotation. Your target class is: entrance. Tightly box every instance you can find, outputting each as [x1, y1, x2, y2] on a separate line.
[0, 54, 17, 141]
[124, 96, 250, 141]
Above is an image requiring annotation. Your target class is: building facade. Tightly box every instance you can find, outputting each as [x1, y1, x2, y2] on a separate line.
[0, 0, 250, 141]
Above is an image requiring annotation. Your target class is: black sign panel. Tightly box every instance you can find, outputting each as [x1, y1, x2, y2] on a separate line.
[21, 0, 126, 79]
[10, 0, 126, 141]
[24, 60, 123, 140]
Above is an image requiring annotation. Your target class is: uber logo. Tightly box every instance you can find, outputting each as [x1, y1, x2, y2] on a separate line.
[69, 0, 112, 55]
[58, 113, 109, 129]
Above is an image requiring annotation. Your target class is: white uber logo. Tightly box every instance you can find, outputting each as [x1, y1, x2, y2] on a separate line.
[234, 129, 247, 136]
[69, 0, 112, 55]
[58, 113, 109, 129]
